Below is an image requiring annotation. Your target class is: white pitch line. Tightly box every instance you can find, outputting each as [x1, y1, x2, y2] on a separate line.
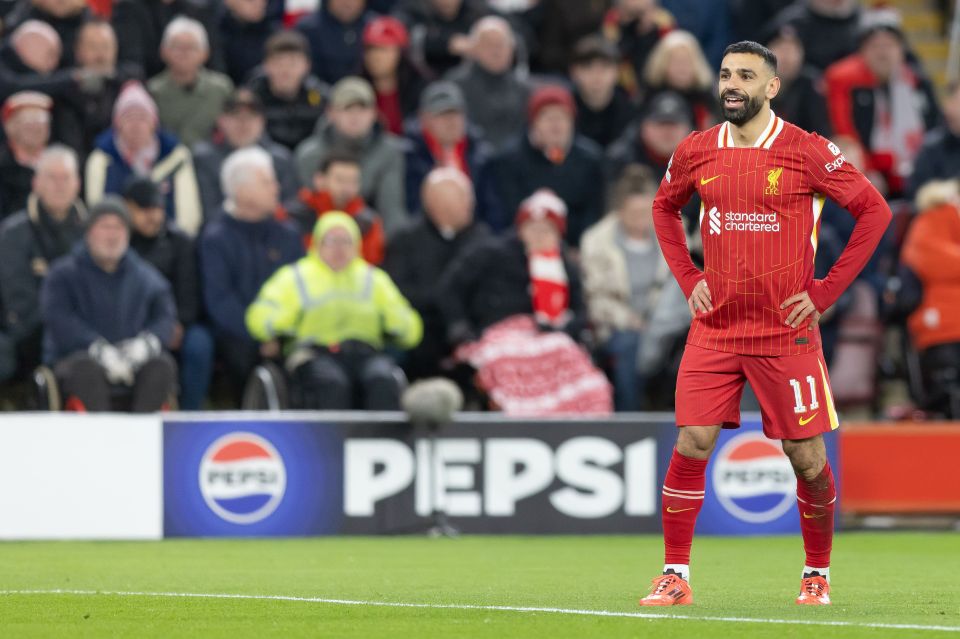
[1, 589, 959, 633]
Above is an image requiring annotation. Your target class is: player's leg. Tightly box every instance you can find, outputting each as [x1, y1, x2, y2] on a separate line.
[639, 345, 743, 607]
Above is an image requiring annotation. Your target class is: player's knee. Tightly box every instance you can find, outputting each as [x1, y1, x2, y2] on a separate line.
[782, 438, 826, 480]
[676, 426, 720, 459]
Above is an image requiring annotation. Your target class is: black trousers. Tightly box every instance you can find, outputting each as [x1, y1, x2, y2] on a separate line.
[55, 352, 177, 412]
[291, 345, 403, 410]
[920, 342, 960, 418]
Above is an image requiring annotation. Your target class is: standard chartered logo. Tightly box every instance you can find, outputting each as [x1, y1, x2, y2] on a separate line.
[706, 207, 780, 234]
[708, 207, 722, 235]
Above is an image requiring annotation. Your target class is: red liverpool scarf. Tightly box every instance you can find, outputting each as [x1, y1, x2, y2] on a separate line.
[528, 249, 570, 326]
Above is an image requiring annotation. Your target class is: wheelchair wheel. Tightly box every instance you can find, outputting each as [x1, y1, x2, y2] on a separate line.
[242, 361, 289, 411]
[32, 366, 61, 411]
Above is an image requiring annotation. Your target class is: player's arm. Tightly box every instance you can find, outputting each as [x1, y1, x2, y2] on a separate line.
[652, 135, 713, 316]
[784, 135, 892, 327]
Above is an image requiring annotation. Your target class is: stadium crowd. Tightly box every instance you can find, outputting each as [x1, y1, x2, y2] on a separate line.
[0, 0, 957, 417]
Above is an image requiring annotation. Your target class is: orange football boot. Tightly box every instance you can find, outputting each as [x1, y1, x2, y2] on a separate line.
[796, 574, 831, 605]
[638, 572, 693, 606]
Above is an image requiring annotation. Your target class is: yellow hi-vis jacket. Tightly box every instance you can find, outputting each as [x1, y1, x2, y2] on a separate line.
[245, 253, 423, 350]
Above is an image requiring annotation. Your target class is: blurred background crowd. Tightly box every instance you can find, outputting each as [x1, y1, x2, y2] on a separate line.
[0, 0, 957, 418]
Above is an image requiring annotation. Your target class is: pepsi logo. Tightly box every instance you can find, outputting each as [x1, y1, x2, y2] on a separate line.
[199, 432, 287, 525]
[712, 432, 796, 524]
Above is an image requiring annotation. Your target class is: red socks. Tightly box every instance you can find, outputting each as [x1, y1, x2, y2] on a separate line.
[662, 448, 708, 565]
[796, 462, 836, 568]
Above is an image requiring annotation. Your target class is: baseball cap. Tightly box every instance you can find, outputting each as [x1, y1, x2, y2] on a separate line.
[363, 16, 409, 48]
[643, 91, 692, 125]
[330, 76, 375, 109]
[123, 176, 164, 209]
[527, 84, 576, 123]
[419, 81, 465, 114]
[86, 196, 132, 233]
[223, 88, 264, 115]
[1, 91, 53, 124]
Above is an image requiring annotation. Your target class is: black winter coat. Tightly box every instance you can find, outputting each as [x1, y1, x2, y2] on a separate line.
[131, 225, 202, 326]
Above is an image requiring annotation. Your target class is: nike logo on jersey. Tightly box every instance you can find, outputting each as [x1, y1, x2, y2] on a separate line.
[799, 413, 819, 426]
[666, 507, 696, 513]
[700, 175, 721, 186]
[802, 512, 826, 519]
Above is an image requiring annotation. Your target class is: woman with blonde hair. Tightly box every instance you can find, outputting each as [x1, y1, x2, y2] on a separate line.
[641, 30, 719, 130]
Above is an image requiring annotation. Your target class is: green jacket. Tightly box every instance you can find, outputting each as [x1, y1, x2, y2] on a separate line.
[246, 253, 422, 350]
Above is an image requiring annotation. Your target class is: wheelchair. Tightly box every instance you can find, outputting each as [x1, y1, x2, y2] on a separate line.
[32, 365, 179, 412]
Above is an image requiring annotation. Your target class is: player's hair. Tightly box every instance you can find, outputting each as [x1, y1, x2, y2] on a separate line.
[318, 148, 361, 174]
[644, 30, 714, 93]
[722, 40, 778, 74]
[612, 164, 656, 209]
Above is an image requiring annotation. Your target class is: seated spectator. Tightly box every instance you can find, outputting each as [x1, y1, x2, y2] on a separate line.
[580, 165, 689, 411]
[0, 91, 52, 220]
[360, 15, 428, 136]
[192, 87, 297, 221]
[640, 30, 719, 131]
[199, 147, 302, 402]
[284, 149, 385, 264]
[0, 19, 75, 102]
[607, 90, 692, 185]
[394, 0, 487, 78]
[247, 30, 327, 152]
[490, 84, 605, 246]
[0, 145, 85, 380]
[529, 0, 608, 75]
[85, 81, 203, 236]
[569, 35, 636, 150]
[124, 177, 213, 411]
[148, 16, 234, 147]
[40, 196, 177, 412]
[246, 212, 422, 410]
[909, 82, 960, 199]
[601, 0, 674, 95]
[901, 180, 960, 418]
[824, 12, 940, 199]
[296, 0, 373, 85]
[765, 24, 831, 137]
[218, 0, 278, 85]
[385, 167, 490, 380]
[3, 0, 90, 69]
[295, 76, 407, 232]
[54, 19, 139, 160]
[446, 16, 530, 151]
[402, 80, 502, 228]
[764, 0, 862, 72]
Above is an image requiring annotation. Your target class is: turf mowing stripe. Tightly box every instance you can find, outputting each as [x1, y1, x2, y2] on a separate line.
[2, 589, 958, 633]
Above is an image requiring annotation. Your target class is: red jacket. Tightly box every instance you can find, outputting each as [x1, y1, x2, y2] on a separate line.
[279, 190, 386, 265]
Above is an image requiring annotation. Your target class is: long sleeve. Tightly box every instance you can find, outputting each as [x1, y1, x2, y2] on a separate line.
[373, 145, 408, 234]
[373, 269, 423, 349]
[199, 234, 252, 340]
[0, 224, 40, 341]
[144, 278, 178, 347]
[245, 264, 302, 342]
[652, 135, 702, 299]
[173, 233, 201, 325]
[40, 263, 101, 357]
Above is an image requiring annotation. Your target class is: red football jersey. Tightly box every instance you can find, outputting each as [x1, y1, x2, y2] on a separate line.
[653, 111, 874, 356]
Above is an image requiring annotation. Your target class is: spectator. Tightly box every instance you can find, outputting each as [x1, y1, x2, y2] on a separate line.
[192, 87, 297, 222]
[296, 0, 374, 85]
[198, 147, 302, 402]
[569, 35, 636, 150]
[446, 16, 530, 151]
[901, 180, 960, 418]
[0, 19, 74, 102]
[824, 12, 940, 198]
[437, 188, 587, 345]
[148, 16, 234, 147]
[529, 0, 610, 75]
[580, 164, 689, 410]
[284, 149, 386, 264]
[607, 90, 693, 185]
[219, 0, 278, 85]
[247, 30, 327, 152]
[384, 167, 490, 380]
[124, 177, 213, 411]
[909, 82, 960, 199]
[2, 0, 90, 69]
[640, 30, 718, 131]
[402, 80, 503, 228]
[360, 15, 428, 135]
[764, 0, 863, 71]
[602, 0, 674, 95]
[490, 84, 605, 246]
[0, 145, 85, 379]
[40, 196, 178, 412]
[394, 0, 488, 78]
[294, 76, 407, 232]
[766, 24, 831, 137]
[0, 91, 52, 221]
[246, 212, 421, 409]
[86, 82, 203, 236]
[661, 0, 730, 67]
[53, 18, 138, 159]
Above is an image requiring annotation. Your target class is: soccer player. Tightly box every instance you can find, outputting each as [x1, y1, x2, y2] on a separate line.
[640, 41, 891, 607]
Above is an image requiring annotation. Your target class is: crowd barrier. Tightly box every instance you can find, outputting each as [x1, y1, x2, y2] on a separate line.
[1, 412, 954, 540]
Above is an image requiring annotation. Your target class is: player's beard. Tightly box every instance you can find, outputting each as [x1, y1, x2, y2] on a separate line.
[720, 90, 765, 126]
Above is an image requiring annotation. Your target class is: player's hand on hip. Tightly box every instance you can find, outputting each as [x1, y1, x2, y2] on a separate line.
[781, 291, 821, 329]
[688, 279, 713, 318]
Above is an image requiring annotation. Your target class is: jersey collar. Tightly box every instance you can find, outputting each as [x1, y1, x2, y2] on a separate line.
[717, 110, 784, 150]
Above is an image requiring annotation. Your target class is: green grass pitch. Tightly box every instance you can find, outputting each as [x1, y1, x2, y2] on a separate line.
[1, 532, 958, 638]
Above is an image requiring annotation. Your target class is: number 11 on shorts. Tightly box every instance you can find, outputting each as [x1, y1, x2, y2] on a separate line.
[790, 376, 820, 414]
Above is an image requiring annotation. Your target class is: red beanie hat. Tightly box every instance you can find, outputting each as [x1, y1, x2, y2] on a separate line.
[515, 189, 567, 234]
[363, 16, 409, 48]
[527, 84, 576, 123]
